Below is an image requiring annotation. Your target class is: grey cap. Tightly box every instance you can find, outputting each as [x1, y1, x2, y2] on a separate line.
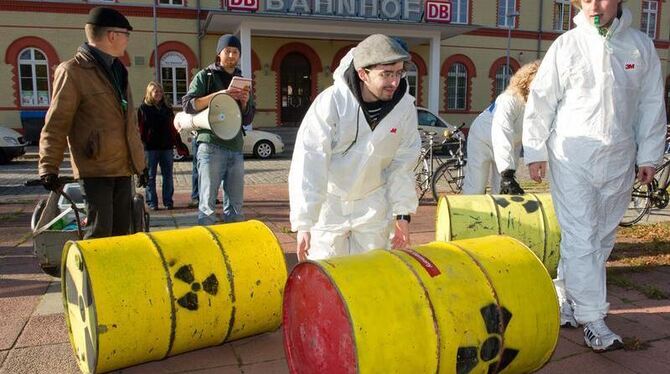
[353, 34, 410, 70]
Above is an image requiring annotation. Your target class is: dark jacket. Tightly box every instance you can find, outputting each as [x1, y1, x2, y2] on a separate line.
[39, 44, 145, 178]
[137, 103, 178, 151]
[182, 63, 255, 152]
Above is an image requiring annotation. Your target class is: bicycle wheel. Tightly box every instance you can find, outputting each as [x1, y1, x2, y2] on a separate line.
[619, 180, 652, 227]
[431, 160, 464, 201]
[414, 157, 430, 200]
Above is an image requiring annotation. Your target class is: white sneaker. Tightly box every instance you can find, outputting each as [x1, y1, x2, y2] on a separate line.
[583, 319, 623, 352]
[560, 301, 579, 328]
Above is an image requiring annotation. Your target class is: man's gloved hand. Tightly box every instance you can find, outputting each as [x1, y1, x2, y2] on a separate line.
[500, 169, 525, 195]
[40, 173, 61, 192]
[136, 168, 149, 188]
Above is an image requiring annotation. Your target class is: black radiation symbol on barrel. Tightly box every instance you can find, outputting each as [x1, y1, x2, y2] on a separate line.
[174, 265, 218, 311]
[456, 304, 520, 374]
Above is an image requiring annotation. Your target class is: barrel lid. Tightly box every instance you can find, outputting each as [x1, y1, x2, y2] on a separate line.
[62, 243, 98, 374]
[283, 262, 357, 374]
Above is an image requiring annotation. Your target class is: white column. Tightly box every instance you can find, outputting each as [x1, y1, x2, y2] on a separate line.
[428, 34, 441, 114]
[238, 24, 252, 78]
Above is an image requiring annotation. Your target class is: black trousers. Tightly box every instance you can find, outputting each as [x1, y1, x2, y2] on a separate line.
[79, 176, 132, 239]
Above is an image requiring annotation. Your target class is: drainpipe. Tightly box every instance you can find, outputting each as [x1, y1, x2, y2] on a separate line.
[153, 2, 159, 81]
[537, 0, 543, 59]
[196, 0, 202, 69]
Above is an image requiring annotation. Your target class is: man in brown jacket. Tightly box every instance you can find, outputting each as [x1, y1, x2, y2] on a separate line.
[38, 7, 146, 238]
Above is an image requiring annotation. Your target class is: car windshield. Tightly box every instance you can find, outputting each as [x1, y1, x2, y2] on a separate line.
[418, 110, 445, 128]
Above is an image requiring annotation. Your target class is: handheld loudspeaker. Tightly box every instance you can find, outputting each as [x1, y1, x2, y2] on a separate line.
[173, 93, 242, 140]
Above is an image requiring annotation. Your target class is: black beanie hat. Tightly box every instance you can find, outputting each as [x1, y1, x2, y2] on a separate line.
[87, 7, 133, 31]
[216, 35, 241, 55]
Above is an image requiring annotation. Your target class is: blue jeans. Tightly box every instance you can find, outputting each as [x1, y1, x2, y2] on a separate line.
[197, 142, 244, 225]
[145, 149, 174, 208]
[191, 136, 199, 201]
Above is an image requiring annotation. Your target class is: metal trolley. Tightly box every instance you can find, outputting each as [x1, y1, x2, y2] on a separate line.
[28, 177, 149, 277]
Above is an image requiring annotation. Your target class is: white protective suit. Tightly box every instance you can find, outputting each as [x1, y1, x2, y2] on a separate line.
[289, 51, 421, 260]
[523, 8, 666, 324]
[462, 103, 500, 194]
[491, 91, 525, 174]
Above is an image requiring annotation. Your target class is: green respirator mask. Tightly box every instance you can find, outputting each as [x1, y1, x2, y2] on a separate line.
[594, 15, 608, 37]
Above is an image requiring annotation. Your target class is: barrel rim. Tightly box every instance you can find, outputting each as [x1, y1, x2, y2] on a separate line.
[282, 260, 359, 374]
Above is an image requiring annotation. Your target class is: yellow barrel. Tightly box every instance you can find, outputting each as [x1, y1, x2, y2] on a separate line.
[283, 236, 559, 373]
[61, 220, 287, 374]
[435, 193, 561, 275]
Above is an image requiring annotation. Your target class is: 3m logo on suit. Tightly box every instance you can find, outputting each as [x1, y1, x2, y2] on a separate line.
[624, 63, 635, 70]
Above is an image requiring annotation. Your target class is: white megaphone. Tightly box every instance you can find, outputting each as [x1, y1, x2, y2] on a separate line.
[173, 93, 242, 140]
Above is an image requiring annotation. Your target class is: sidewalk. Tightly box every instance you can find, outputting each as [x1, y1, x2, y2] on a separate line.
[1, 147, 669, 373]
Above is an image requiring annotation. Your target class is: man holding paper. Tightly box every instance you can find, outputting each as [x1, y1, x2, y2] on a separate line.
[182, 34, 255, 224]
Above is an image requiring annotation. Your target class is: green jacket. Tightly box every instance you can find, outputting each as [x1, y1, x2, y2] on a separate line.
[182, 63, 255, 151]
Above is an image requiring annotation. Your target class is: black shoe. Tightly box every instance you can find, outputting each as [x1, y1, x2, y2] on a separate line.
[166, 205, 174, 210]
[188, 199, 199, 208]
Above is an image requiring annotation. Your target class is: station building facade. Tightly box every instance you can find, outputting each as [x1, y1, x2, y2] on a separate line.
[0, 0, 668, 140]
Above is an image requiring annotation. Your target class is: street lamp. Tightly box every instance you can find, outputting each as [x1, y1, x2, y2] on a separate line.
[505, 10, 520, 88]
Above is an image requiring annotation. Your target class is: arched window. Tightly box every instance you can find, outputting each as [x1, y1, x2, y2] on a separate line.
[160, 52, 188, 107]
[18, 48, 50, 107]
[406, 62, 418, 100]
[447, 63, 467, 110]
[494, 64, 513, 98]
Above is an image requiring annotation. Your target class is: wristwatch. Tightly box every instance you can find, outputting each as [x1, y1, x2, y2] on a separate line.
[395, 214, 411, 223]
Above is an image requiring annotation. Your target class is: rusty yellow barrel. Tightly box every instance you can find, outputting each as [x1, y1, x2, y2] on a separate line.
[283, 236, 559, 373]
[435, 193, 560, 275]
[61, 220, 287, 374]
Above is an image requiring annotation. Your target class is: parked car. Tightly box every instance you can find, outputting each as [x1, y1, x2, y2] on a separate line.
[174, 128, 285, 161]
[417, 107, 465, 150]
[0, 127, 27, 163]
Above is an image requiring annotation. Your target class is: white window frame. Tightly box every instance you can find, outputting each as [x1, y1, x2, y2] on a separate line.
[160, 52, 188, 107]
[497, 0, 516, 28]
[641, 1, 658, 39]
[553, 0, 573, 31]
[447, 63, 467, 111]
[451, 0, 469, 24]
[18, 47, 50, 107]
[406, 62, 418, 101]
[158, 0, 185, 6]
[494, 64, 513, 98]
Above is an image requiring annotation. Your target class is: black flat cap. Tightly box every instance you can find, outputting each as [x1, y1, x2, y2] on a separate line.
[87, 7, 133, 31]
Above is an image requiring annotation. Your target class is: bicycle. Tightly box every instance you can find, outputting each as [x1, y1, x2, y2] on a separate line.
[430, 124, 467, 200]
[414, 130, 440, 200]
[620, 153, 670, 226]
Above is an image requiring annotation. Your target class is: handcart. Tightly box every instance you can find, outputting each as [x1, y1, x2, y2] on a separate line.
[27, 177, 150, 277]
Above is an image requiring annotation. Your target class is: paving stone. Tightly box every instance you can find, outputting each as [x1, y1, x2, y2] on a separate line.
[118, 344, 239, 373]
[15, 314, 68, 348]
[0, 343, 79, 374]
[537, 351, 637, 373]
[231, 330, 285, 365]
[240, 358, 289, 374]
[548, 335, 590, 361]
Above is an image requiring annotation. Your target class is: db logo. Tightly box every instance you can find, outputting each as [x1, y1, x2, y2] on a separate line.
[425, 0, 452, 23]
[227, 0, 258, 11]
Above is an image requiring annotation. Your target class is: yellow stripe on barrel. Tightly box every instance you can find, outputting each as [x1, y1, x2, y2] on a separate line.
[435, 193, 561, 275]
[283, 236, 559, 373]
[62, 220, 287, 374]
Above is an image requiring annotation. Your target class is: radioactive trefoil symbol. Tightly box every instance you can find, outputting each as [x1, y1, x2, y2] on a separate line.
[174, 264, 218, 311]
[456, 304, 520, 374]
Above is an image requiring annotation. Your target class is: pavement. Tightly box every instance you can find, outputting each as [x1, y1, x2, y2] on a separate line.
[1, 140, 669, 373]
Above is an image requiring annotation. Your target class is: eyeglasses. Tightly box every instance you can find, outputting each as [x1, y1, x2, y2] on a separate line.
[365, 68, 407, 80]
[109, 30, 131, 37]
